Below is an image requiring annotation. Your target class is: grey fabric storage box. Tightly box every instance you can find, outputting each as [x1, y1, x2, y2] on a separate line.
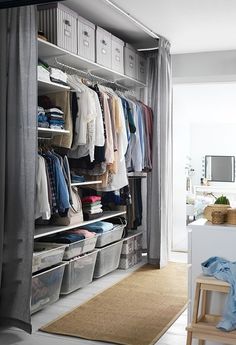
[93, 240, 123, 278]
[137, 53, 147, 84]
[38, 3, 78, 54]
[111, 35, 124, 74]
[119, 251, 135, 270]
[119, 249, 142, 270]
[60, 250, 98, 294]
[63, 236, 97, 260]
[32, 242, 66, 273]
[96, 26, 112, 68]
[95, 224, 125, 248]
[78, 16, 95, 61]
[121, 231, 143, 255]
[31, 262, 66, 314]
[124, 43, 137, 79]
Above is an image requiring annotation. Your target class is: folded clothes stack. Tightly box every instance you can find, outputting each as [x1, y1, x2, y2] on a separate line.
[67, 229, 96, 238]
[83, 221, 114, 233]
[81, 196, 103, 221]
[38, 106, 49, 128]
[71, 172, 85, 183]
[38, 63, 50, 83]
[50, 67, 68, 86]
[39, 232, 85, 244]
[45, 107, 65, 130]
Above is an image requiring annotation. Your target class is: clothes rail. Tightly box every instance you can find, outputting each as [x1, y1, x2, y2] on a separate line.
[53, 57, 131, 91]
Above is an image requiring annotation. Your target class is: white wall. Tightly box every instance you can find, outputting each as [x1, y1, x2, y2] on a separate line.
[172, 83, 236, 252]
[172, 50, 236, 84]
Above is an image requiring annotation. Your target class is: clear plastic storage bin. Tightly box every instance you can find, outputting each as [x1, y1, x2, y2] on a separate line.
[93, 240, 123, 278]
[63, 236, 97, 260]
[31, 262, 66, 314]
[32, 242, 66, 273]
[95, 224, 125, 248]
[60, 250, 98, 294]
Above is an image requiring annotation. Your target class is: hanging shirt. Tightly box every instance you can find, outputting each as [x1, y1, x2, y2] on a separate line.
[100, 91, 114, 165]
[68, 75, 104, 162]
[35, 155, 51, 220]
[97, 96, 128, 192]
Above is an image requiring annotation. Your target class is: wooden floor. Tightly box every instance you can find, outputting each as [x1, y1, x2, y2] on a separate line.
[0, 252, 188, 345]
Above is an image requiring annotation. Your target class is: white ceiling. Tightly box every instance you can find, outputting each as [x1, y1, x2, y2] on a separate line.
[111, 0, 236, 54]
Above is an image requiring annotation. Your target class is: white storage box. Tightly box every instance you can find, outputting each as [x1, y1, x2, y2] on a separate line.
[96, 26, 112, 68]
[31, 262, 66, 314]
[119, 249, 142, 270]
[32, 242, 66, 273]
[137, 53, 147, 84]
[111, 35, 124, 74]
[38, 3, 78, 54]
[124, 43, 137, 79]
[95, 224, 125, 248]
[121, 231, 143, 255]
[78, 16, 95, 61]
[63, 236, 97, 260]
[60, 250, 98, 294]
[93, 240, 123, 278]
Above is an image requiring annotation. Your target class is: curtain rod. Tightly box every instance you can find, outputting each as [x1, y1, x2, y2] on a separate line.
[102, 0, 159, 40]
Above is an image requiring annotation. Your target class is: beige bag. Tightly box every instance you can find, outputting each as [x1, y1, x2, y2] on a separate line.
[51, 187, 83, 226]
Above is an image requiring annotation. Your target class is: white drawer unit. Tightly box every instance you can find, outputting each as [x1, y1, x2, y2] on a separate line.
[124, 43, 137, 79]
[78, 16, 95, 62]
[96, 26, 112, 69]
[38, 2, 78, 54]
[137, 53, 147, 84]
[111, 35, 124, 74]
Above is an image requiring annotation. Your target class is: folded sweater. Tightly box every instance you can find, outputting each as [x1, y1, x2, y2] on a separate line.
[83, 221, 113, 233]
[81, 196, 101, 203]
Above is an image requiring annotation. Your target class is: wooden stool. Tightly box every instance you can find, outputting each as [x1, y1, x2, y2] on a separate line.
[186, 275, 236, 345]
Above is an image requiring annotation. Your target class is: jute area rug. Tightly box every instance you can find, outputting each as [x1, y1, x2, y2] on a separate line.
[40, 262, 188, 345]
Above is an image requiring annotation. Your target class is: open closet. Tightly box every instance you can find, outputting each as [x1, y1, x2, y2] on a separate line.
[0, 0, 172, 337]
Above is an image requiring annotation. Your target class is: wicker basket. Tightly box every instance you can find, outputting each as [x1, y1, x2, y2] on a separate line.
[211, 211, 225, 224]
[226, 208, 236, 225]
[203, 204, 230, 222]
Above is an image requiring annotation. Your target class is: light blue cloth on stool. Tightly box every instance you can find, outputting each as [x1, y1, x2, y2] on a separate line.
[201, 256, 236, 331]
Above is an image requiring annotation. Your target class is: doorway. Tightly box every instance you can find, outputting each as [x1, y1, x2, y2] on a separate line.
[172, 82, 236, 252]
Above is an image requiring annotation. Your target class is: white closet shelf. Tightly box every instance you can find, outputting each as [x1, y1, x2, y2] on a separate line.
[38, 127, 70, 135]
[34, 210, 126, 239]
[38, 39, 146, 89]
[71, 180, 102, 186]
[38, 79, 70, 95]
[127, 172, 147, 178]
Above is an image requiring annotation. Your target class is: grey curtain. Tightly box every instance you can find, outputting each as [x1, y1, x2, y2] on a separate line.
[146, 37, 173, 268]
[0, 5, 37, 333]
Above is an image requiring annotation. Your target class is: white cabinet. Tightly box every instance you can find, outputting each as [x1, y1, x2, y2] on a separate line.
[188, 218, 236, 345]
